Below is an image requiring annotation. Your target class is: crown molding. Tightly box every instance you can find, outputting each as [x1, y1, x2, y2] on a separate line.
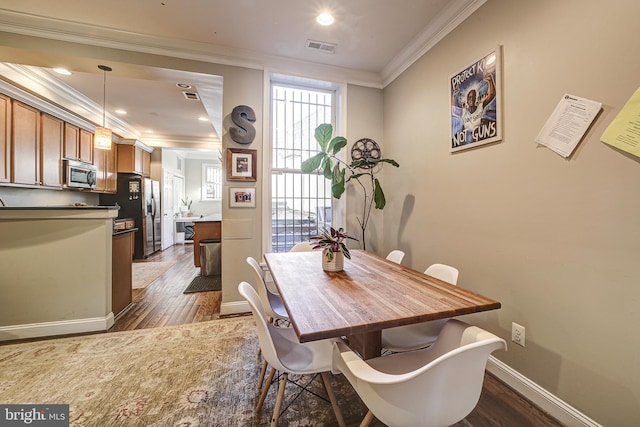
[382, 0, 487, 87]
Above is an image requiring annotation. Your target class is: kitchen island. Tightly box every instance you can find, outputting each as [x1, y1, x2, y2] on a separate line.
[189, 214, 222, 268]
[0, 206, 118, 341]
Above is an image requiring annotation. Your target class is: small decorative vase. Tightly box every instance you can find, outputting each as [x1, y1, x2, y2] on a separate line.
[322, 250, 344, 272]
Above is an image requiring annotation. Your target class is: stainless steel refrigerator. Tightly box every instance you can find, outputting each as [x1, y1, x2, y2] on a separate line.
[100, 174, 162, 259]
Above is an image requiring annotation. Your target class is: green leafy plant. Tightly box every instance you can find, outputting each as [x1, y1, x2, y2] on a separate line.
[301, 123, 399, 250]
[310, 227, 358, 262]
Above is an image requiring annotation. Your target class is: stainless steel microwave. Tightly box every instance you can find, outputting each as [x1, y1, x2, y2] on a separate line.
[63, 159, 97, 189]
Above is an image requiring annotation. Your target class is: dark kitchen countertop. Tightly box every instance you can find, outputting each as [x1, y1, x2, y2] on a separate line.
[0, 205, 119, 210]
[0, 206, 119, 220]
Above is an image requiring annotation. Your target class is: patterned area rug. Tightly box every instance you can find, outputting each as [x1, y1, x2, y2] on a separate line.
[0, 318, 472, 426]
[183, 274, 222, 293]
[132, 261, 176, 289]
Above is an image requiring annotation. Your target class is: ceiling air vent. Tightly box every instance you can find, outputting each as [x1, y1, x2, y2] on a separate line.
[182, 91, 200, 101]
[305, 39, 337, 54]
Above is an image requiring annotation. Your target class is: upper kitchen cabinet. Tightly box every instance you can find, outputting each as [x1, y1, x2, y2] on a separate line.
[117, 139, 153, 177]
[64, 123, 93, 164]
[40, 113, 63, 188]
[11, 104, 63, 188]
[11, 100, 40, 185]
[93, 141, 117, 193]
[79, 129, 93, 164]
[0, 93, 9, 183]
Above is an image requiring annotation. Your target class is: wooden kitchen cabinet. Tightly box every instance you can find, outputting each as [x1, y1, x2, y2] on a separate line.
[63, 123, 93, 164]
[10, 106, 63, 188]
[11, 100, 40, 185]
[40, 113, 63, 188]
[0, 93, 9, 183]
[63, 122, 80, 160]
[117, 141, 152, 177]
[93, 141, 118, 193]
[105, 142, 117, 192]
[79, 128, 93, 164]
[112, 230, 135, 317]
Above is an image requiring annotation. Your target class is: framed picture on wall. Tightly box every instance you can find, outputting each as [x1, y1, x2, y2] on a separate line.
[229, 187, 256, 208]
[450, 46, 502, 152]
[226, 148, 257, 181]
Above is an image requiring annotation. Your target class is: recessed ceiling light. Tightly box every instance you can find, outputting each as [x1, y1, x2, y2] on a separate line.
[176, 83, 192, 89]
[316, 13, 334, 26]
[115, 109, 127, 115]
[198, 117, 209, 122]
[209, 133, 216, 138]
[144, 130, 154, 134]
[53, 68, 72, 76]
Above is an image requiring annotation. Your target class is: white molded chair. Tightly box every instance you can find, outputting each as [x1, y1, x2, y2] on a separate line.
[424, 263, 459, 284]
[238, 282, 345, 427]
[289, 241, 316, 252]
[385, 250, 405, 264]
[381, 263, 459, 352]
[246, 257, 289, 323]
[332, 319, 507, 427]
[247, 256, 290, 392]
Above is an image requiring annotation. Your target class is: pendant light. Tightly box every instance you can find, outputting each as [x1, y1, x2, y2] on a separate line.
[94, 64, 113, 150]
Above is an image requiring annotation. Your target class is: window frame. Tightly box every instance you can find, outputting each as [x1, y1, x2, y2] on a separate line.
[201, 162, 222, 201]
[263, 73, 347, 254]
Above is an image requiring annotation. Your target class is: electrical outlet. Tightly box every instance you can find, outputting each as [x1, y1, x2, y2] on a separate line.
[511, 322, 525, 347]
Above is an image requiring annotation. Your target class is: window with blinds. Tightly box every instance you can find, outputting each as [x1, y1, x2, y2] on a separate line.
[270, 83, 335, 252]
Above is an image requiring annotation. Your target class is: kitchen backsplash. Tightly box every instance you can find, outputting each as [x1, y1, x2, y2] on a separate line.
[0, 187, 99, 207]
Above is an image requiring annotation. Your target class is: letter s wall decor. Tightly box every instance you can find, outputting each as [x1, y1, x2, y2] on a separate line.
[230, 105, 256, 145]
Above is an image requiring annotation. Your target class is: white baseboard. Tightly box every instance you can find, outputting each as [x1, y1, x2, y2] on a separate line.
[487, 356, 601, 427]
[220, 301, 250, 317]
[0, 313, 115, 342]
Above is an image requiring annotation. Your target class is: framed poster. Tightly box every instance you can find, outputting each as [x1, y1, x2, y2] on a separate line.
[229, 187, 256, 208]
[450, 47, 502, 152]
[226, 148, 256, 181]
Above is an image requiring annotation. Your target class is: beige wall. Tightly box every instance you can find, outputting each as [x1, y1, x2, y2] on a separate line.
[345, 84, 385, 252]
[382, 0, 640, 425]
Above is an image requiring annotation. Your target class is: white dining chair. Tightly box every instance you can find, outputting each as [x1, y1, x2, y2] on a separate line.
[247, 256, 291, 393]
[333, 319, 507, 427]
[381, 263, 459, 352]
[246, 256, 289, 323]
[238, 281, 345, 427]
[385, 250, 405, 264]
[289, 241, 316, 252]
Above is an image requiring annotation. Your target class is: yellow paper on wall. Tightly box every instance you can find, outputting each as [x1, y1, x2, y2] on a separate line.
[601, 86, 640, 158]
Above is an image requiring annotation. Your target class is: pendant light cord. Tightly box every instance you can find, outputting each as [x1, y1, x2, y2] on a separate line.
[102, 69, 106, 127]
[97, 65, 112, 128]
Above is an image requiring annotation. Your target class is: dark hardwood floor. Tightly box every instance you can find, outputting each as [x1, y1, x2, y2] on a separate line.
[109, 243, 221, 331]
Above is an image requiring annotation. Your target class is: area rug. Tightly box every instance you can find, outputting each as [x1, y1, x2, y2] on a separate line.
[132, 261, 176, 289]
[0, 318, 472, 426]
[183, 274, 222, 293]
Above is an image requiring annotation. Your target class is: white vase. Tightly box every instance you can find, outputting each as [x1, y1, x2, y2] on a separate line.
[322, 250, 344, 272]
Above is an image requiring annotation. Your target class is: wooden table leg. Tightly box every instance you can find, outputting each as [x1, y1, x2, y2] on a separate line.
[346, 331, 381, 360]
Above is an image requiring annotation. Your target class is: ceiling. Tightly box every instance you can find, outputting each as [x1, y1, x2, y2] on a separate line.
[0, 0, 485, 157]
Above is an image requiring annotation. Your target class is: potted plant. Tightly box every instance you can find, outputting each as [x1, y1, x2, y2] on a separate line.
[301, 123, 399, 250]
[180, 197, 192, 215]
[310, 227, 358, 272]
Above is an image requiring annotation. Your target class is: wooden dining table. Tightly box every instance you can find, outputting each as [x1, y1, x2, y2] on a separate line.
[264, 249, 501, 359]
